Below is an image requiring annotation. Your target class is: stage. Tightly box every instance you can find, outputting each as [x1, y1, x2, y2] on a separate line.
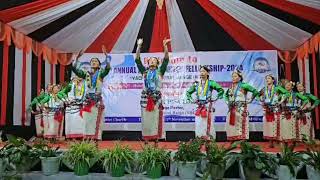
[23, 141, 308, 153]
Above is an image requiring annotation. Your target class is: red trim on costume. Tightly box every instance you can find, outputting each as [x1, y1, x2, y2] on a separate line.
[229, 107, 236, 125]
[21, 48, 27, 126]
[295, 115, 300, 141]
[0, 43, 9, 126]
[227, 135, 247, 141]
[263, 136, 278, 140]
[66, 134, 84, 139]
[276, 112, 281, 141]
[241, 105, 248, 139]
[93, 104, 104, 139]
[206, 102, 213, 137]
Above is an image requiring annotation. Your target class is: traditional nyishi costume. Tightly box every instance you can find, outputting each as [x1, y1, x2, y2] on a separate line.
[280, 91, 308, 142]
[260, 85, 288, 141]
[186, 80, 224, 139]
[29, 92, 48, 137]
[225, 82, 259, 141]
[135, 57, 169, 141]
[40, 92, 66, 139]
[296, 92, 319, 141]
[63, 79, 87, 139]
[72, 58, 110, 140]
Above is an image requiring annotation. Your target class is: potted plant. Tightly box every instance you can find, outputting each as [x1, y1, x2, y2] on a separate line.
[139, 144, 170, 179]
[202, 140, 237, 180]
[276, 144, 303, 180]
[62, 140, 100, 176]
[0, 144, 8, 179]
[303, 147, 320, 180]
[174, 138, 204, 179]
[33, 139, 61, 176]
[0, 135, 40, 179]
[238, 141, 278, 180]
[101, 143, 134, 177]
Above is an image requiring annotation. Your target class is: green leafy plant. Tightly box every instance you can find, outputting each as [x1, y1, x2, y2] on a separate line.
[174, 138, 204, 163]
[277, 143, 303, 176]
[205, 140, 237, 165]
[238, 141, 278, 176]
[139, 144, 170, 171]
[202, 140, 238, 180]
[101, 143, 134, 172]
[1, 135, 40, 172]
[304, 148, 320, 172]
[32, 139, 60, 157]
[63, 140, 100, 169]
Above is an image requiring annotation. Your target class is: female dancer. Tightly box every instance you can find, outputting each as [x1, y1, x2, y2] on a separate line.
[71, 46, 111, 140]
[225, 70, 260, 141]
[135, 38, 171, 143]
[186, 66, 224, 139]
[296, 82, 319, 141]
[260, 74, 288, 147]
[280, 81, 308, 143]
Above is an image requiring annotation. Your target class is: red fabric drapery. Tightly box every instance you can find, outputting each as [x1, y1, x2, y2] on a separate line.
[196, 0, 276, 50]
[0, 43, 9, 126]
[312, 51, 319, 129]
[259, 0, 320, 25]
[0, 0, 69, 23]
[37, 55, 42, 95]
[86, 0, 140, 52]
[149, 1, 171, 52]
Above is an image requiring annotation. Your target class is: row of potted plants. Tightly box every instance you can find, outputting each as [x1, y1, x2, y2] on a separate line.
[0, 135, 320, 180]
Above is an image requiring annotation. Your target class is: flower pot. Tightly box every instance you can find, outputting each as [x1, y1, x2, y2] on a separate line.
[278, 165, 296, 180]
[111, 163, 125, 177]
[147, 163, 162, 179]
[208, 163, 225, 180]
[306, 165, 320, 180]
[178, 161, 198, 180]
[74, 161, 89, 176]
[243, 166, 261, 180]
[40, 156, 60, 176]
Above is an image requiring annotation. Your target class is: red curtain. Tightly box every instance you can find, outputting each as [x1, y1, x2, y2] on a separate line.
[0, 43, 9, 126]
[259, 0, 320, 25]
[149, 2, 171, 52]
[196, 0, 276, 50]
[0, 0, 69, 23]
[312, 51, 319, 129]
[86, 0, 140, 53]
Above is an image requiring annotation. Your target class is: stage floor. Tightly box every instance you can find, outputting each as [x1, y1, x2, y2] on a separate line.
[37, 141, 307, 152]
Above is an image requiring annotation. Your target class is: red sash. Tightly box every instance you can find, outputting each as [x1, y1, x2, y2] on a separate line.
[54, 111, 63, 123]
[195, 105, 207, 118]
[80, 100, 95, 117]
[146, 95, 155, 112]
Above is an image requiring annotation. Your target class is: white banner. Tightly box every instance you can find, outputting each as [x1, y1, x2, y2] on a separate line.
[78, 50, 278, 132]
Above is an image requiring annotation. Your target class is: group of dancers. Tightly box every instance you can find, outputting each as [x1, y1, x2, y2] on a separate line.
[28, 38, 319, 146]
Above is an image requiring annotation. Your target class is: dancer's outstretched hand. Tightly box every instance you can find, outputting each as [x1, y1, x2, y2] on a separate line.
[76, 49, 84, 60]
[163, 38, 171, 46]
[137, 38, 143, 46]
[102, 45, 108, 56]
